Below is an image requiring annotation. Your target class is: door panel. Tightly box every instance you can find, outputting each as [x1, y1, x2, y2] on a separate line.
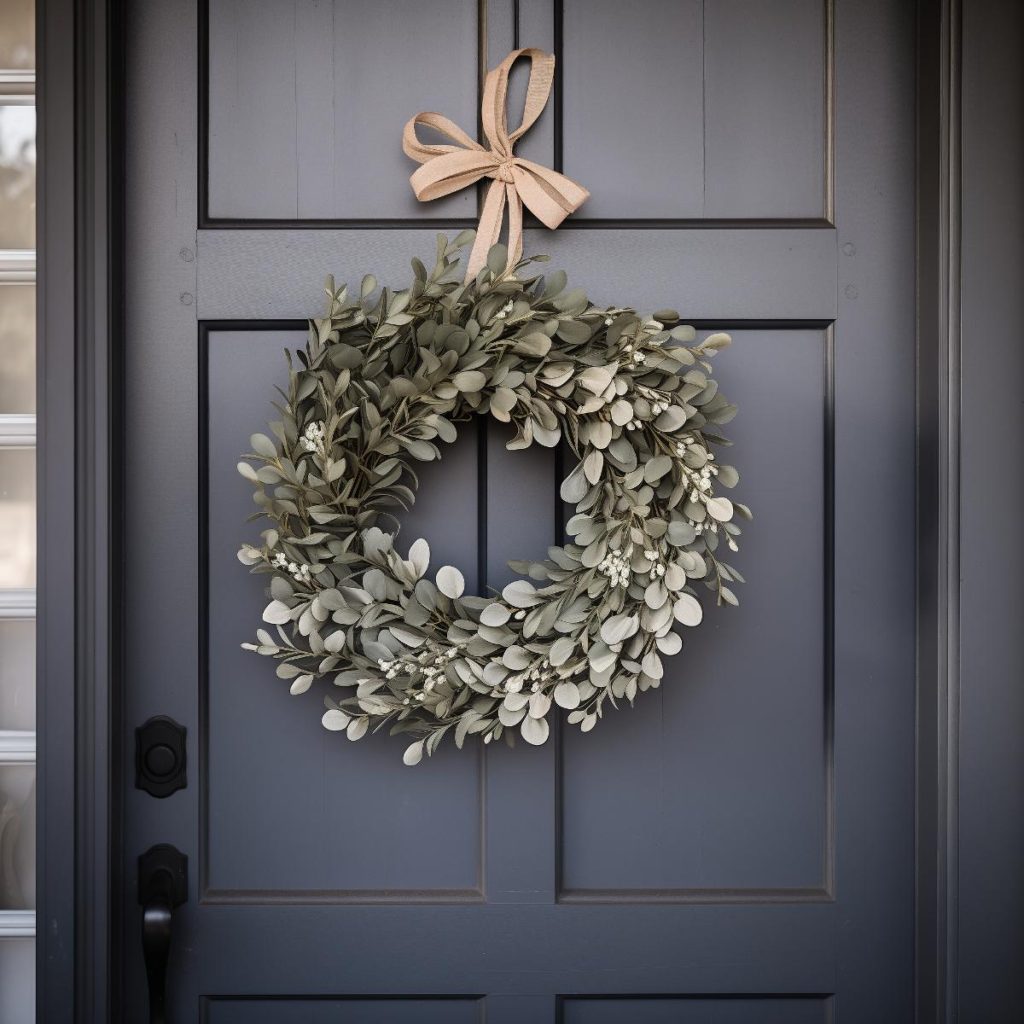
[562, 0, 828, 219]
[124, 0, 916, 1019]
[560, 997, 831, 1024]
[560, 329, 829, 897]
[206, 0, 480, 221]
[204, 330, 482, 898]
[203, 997, 483, 1024]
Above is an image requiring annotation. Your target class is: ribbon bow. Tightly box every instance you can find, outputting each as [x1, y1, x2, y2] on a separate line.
[403, 48, 589, 282]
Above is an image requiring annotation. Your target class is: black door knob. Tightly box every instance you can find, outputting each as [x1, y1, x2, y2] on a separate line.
[136, 716, 187, 797]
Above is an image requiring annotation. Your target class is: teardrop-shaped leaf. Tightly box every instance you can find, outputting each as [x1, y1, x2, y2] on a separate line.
[673, 593, 703, 627]
[529, 691, 552, 718]
[706, 496, 734, 522]
[322, 709, 350, 731]
[408, 538, 430, 578]
[584, 449, 604, 485]
[600, 613, 639, 645]
[520, 715, 550, 746]
[554, 681, 581, 709]
[289, 673, 313, 696]
[644, 455, 673, 483]
[263, 600, 293, 625]
[480, 602, 511, 627]
[560, 461, 590, 503]
[513, 333, 552, 357]
[436, 565, 465, 599]
[549, 636, 576, 667]
[250, 433, 277, 458]
[503, 580, 543, 608]
[453, 370, 487, 392]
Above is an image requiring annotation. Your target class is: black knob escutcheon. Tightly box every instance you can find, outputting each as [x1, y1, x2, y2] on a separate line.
[135, 716, 187, 798]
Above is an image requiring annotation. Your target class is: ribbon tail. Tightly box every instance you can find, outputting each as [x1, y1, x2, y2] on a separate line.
[464, 179, 508, 282]
[505, 185, 523, 271]
[513, 160, 590, 229]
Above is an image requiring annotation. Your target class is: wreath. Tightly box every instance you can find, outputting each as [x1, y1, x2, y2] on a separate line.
[238, 234, 750, 764]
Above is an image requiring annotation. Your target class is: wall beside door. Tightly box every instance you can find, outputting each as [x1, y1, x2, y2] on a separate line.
[957, 0, 1024, 1015]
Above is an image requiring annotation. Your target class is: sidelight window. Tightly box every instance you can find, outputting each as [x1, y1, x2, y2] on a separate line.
[0, 1, 37, 1020]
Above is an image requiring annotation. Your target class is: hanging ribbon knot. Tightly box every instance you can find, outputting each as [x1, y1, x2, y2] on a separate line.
[403, 48, 589, 282]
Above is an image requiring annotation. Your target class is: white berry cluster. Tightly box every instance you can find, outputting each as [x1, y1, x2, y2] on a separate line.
[380, 646, 458, 703]
[493, 299, 515, 320]
[644, 547, 667, 578]
[502, 659, 554, 695]
[271, 551, 312, 584]
[641, 385, 672, 418]
[299, 420, 327, 457]
[599, 547, 632, 588]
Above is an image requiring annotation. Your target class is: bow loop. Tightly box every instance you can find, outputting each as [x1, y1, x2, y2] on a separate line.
[403, 48, 589, 281]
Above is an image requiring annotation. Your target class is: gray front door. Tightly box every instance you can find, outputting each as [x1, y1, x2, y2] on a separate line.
[122, 1, 917, 1020]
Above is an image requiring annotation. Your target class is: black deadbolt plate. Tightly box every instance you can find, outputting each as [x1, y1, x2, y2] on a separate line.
[136, 716, 187, 798]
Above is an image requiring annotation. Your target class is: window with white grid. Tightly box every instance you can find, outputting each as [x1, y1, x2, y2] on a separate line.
[0, 2, 37, 1021]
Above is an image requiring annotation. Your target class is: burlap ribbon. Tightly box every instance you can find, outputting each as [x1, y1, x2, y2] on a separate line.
[403, 48, 589, 282]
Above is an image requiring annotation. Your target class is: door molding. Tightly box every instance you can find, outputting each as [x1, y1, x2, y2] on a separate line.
[33, 0, 968, 1020]
[36, 0, 124, 1019]
[915, 1, 960, 1020]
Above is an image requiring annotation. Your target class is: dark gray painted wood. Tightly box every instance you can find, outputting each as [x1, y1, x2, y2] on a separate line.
[830, 0, 916, 1011]
[957, 0, 1024, 1017]
[196, 227, 839, 320]
[36, 0, 123, 1019]
[204, 997, 482, 1023]
[562, 0, 827, 220]
[561, 330, 827, 895]
[205, 331, 481, 896]
[207, 0, 479, 221]
[703, 0, 827, 218]
[121, 0, 919, 1019]
[560, 996, 830, 1024]
[561, 0, 705, 218]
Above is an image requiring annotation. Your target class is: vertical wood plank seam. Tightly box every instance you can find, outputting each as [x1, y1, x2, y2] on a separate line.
[940, 0, 962, 1016]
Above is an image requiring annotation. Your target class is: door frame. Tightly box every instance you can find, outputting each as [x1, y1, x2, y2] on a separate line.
[32, 0, 970, 1019]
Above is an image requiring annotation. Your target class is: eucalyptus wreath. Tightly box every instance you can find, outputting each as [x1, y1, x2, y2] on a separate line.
[238, 233, 750, 765]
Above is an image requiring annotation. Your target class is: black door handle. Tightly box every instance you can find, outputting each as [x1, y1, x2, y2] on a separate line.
[138, 844, 188, 1024]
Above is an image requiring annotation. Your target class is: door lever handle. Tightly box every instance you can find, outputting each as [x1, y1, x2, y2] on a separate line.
[138, 844, 188, 1024]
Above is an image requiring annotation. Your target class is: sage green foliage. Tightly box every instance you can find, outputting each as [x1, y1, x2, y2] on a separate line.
[238, 233, 750, 765]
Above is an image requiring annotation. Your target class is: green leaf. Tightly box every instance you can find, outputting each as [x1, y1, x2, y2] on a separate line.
[408, 538, 430, 578]
[584, 450, 604, 485]
[644, 455, 673, 483]
[480, 603, 511, 627]
[322, 709, 350, 731]
[453, 370, 487, 392]
[250, 433, 277, 459]
[673, 593, 703, 627]
[600, 613, 638, 645]
[706, 496, 734, 522]
[554, 681, 581, 709]
[502, 580, 543, 608]
[290, 673, 313, 695]
[262, 600, 292, 625]
[520, 716, 549, 746]
[486, 244, 508, 275]
[560, 461, 590, 503]
[436, 565, 466, 599]
[513, 333, 552, 357]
